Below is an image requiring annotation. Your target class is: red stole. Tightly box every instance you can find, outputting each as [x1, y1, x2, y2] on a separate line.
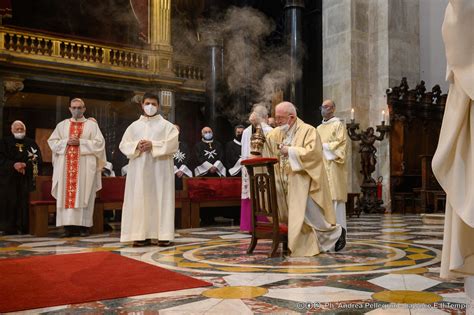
[65, 120, 84, 209]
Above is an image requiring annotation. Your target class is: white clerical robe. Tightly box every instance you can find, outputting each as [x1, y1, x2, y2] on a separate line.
[119, 115, 179, 242]
[433, 0, 474, 281]
[241, 123, 273, 199]
[317, 117, 349, 229]
[48, 117, 106, 227]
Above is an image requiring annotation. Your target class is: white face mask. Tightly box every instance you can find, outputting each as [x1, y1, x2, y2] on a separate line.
[203, 132, 213, 140]
[278, 116, 291, 133]
[279, 124, 290, 133]
[70, 108, 84, 119]
[144, 104, 158, 116]
[13, 132, 26, 140]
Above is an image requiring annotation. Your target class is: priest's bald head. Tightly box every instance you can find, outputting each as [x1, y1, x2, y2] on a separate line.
[275, 101, 297, 132]
[11, 120, 26, 139]
[201, 126, 213, 141]
[321, 99, 336, 120]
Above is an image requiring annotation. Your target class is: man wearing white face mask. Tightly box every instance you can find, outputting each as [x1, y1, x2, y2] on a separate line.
[119, 92, 179, 247]
[263, 101, 345, 256]
[193, 126, 226, 177]
[0, 120, 42, 235]
[48, 98, 107, 237]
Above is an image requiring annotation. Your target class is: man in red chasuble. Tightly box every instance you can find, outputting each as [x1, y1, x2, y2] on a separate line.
[48, 98, 106, 237]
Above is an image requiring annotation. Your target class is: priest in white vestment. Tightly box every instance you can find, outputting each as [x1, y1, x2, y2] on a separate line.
[317, 100, 348, 230]
[240, 105, 273, 232]
[432, 0, 474, 308]
[48, 98, 106, 237]
[264, 102, 345, 256]
[119, 93, 179, 246]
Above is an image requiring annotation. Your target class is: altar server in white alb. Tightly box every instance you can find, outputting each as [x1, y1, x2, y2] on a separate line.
[119, 92, 179, 247]
[48, 98, 106, 237]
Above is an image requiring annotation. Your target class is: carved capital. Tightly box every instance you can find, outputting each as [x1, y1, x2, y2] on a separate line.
[3, 78, 24, 100]
[131, 92, 145, 105]
[3, 79, 25, 95]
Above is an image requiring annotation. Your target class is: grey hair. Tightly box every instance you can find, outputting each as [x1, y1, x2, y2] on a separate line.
[251, 104, 268, 120]
[276, 101, 297, 115]
[70, 98, 85, 106]
[11, 120, 26, 129]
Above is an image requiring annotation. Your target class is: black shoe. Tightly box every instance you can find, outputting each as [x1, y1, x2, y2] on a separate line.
[79, 227, 90, 237]
[60, 228, 73, 238]
[133, 239, 151, 247]
[335, 227, 346, 252]
[158, 240, 172, 247]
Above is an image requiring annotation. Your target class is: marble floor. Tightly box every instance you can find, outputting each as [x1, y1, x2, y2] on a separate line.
[0, 214, 470, 314]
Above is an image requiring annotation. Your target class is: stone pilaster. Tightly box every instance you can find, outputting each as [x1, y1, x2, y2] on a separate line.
[323, 0, 420, 209]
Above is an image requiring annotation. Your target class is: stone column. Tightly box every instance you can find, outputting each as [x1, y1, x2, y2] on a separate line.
[150, 0, 173, 74]
[322, 0, 420, 208]
[150, 0, 171, 48]
[284, 0, 305, 111]
[0, 77, 4, 139]
[205, 34, 224, 130]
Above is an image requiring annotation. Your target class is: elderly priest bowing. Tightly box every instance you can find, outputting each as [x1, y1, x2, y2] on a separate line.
[263, 101, 345, 256]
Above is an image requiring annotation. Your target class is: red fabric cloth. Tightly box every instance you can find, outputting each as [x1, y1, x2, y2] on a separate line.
[97, 177, 126, 202]
[40, 180, 54, 201]
[241, 157, 278, 166]
[256, 223, 288, 234]
[30, 201, 55, 206]
[0, 252, 211, 313]
[187, 178, 241, 201]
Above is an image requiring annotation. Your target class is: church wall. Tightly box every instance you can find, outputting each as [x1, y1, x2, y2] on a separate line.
[323, 0, 420, 210]
[419, 0, 449, 92]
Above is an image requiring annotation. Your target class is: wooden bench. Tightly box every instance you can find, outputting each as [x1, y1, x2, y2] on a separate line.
[29, 176, 103, 236]
[97, 177, 191, 229]
[183, 177, 241, 228]
[29, 176, 192, 236]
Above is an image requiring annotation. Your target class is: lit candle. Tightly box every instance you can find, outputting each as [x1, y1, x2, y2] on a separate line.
[381, 110, 385, 123]
[351, 108, 355, 121]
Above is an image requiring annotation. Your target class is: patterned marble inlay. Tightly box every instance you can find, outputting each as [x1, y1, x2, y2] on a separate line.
[0, 214, 463, 314]
[146, 239, 440, 276]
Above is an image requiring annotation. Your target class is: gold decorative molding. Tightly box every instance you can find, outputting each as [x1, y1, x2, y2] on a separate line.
[0, 26, 205, 93]
[150, 0, 171, 49]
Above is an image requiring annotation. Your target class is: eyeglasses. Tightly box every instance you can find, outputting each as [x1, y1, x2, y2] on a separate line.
[319, 106, 332, 110]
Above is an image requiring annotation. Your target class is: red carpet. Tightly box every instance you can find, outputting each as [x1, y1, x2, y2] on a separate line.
[0, 252, 211, 312]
